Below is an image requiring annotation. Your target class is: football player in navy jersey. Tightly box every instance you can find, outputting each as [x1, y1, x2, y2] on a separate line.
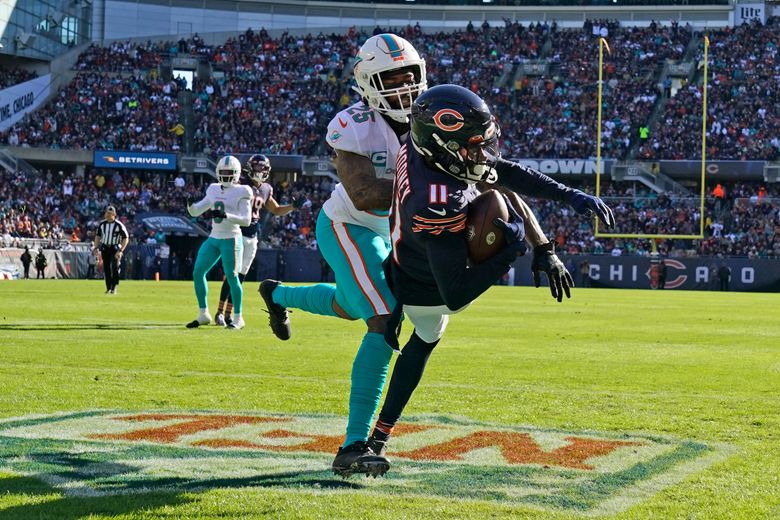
[356, 84, 615, 474]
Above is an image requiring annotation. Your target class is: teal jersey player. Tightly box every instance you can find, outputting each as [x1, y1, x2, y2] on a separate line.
[258, 33, 428, 477]
[187, 155, 253, 330]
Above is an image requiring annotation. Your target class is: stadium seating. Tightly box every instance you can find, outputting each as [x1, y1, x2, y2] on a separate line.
[639, 18, 780, 160]
[0, 66, 38, 89]
[1, 20, 777, 259]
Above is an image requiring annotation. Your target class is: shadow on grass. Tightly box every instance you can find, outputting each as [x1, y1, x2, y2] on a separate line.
[0, 470, 363, 519]
[0, 323, 182, 331]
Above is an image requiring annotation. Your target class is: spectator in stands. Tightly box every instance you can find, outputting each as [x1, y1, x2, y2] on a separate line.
[0, 66, 38, 89]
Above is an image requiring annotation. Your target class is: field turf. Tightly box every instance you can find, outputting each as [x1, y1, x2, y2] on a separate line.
[0, 280, 778, 519]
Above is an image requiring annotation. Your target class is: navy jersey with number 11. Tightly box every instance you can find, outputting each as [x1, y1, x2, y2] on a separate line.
[389, 143, 480, 301]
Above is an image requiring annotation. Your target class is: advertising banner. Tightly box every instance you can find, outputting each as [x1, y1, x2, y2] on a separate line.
[0, 249, 88, 279]
[553, 255, 780, 292]
[734, 3, 766, 25]
[0, 75, 52, 132]
[94, 151, 178, 171]
[136, 212, 207, 237]
[507, 158, 767, 180]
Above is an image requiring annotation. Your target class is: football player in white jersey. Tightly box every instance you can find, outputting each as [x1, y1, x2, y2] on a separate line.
[214, 154, 302, 326]
[258, 34, 426, 476]
[186, 155, 253, 330]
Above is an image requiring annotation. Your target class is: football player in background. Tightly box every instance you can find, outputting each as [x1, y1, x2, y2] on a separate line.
[258, 34, 427, 476]
[186, 155, 253, 330]
[358, 85, 615, 474]
[213, 155, 303, 327]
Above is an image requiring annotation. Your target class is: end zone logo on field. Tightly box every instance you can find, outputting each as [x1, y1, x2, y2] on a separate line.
[0, 411, 729, 515]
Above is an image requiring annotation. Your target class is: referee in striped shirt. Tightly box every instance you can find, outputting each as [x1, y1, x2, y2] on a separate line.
[93, 206, 129, 294]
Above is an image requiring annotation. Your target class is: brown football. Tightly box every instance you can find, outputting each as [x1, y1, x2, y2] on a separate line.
[465, 189, 509, 264]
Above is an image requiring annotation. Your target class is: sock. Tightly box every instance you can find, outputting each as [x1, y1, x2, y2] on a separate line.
[225, 302, 233, 320]
[369, 419, 394, 449]
[217, 277, 229, 313]
[272, 284, 339, 317]
[375, 332, 439, 430]
[343, 332, 393, 447]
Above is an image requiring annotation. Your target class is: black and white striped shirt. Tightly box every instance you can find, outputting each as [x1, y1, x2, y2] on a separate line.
[97, 219, 128, 247]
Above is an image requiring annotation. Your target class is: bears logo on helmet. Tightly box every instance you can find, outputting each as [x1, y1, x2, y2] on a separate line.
[410, 84, 501, 185]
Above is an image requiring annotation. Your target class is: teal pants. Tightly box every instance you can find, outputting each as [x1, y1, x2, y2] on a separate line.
[273, 211, 395, 447]
[193, 236, 244, 314]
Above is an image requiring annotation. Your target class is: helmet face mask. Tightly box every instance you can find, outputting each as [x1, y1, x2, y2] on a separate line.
[411, 85, 501, 184]
[244, 154, 271, 185]
[353, 34, 427, 123]
[216, 155, 241, 187]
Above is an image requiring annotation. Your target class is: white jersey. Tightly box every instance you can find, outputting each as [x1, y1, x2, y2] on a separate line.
[189, 183, 253, 239]
[323, 101, 404, 240]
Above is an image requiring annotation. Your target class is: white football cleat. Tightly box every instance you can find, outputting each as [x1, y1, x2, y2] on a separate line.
[186, 310, 212, 329]
[227, 316, 245, 330]
[214, 313, 226, 326]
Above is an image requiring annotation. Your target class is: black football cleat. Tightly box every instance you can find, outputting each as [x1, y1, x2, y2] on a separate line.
[258, 279, 291, 340]
[332, 441, 390, 478]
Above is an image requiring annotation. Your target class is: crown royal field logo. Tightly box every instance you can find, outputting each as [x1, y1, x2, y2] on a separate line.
[0, 411, 730, 515]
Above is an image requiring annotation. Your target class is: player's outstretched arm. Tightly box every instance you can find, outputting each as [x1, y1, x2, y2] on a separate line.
[265, 195, 296, 217]
[426, 232, 520, 311]
[499, 189, 548, 248]
[494, 158, 615, 228]
[187, 196, 211, 217]
[499, 189, 573, 302]
[335, 150, 393, 211]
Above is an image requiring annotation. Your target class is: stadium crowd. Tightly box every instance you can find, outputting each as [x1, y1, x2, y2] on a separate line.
[535, 181, 779, 258]
[0, 66, 38, 89]
[499, 19, 689, 159]
[1, 164, 776, 258]
[0, 166, 327, 251]
[639, 17, 780, 160]
[74, 40, 167, 72]
[4, 18, 780, 162]
[1, 19, 778, 260]
[2, 72, 184, 151]
[191, 27, 359, 156]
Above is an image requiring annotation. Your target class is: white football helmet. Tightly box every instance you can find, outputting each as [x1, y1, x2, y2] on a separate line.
[216, 155, 241, 187]
[353, 34, 427, 123]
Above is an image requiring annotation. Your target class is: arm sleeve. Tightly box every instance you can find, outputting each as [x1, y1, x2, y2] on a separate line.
[494, 158, 576, 203]
[188, 197, 211, 217]
[225, 194, 252, 227]
[425, 232, 517, 311]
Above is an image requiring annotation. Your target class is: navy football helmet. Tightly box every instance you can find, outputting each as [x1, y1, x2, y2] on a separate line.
[410, 84, 500, 184]
[243, 154, 271, 185]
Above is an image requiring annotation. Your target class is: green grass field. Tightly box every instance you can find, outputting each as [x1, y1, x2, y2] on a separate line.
[0, 280, 778, 519]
